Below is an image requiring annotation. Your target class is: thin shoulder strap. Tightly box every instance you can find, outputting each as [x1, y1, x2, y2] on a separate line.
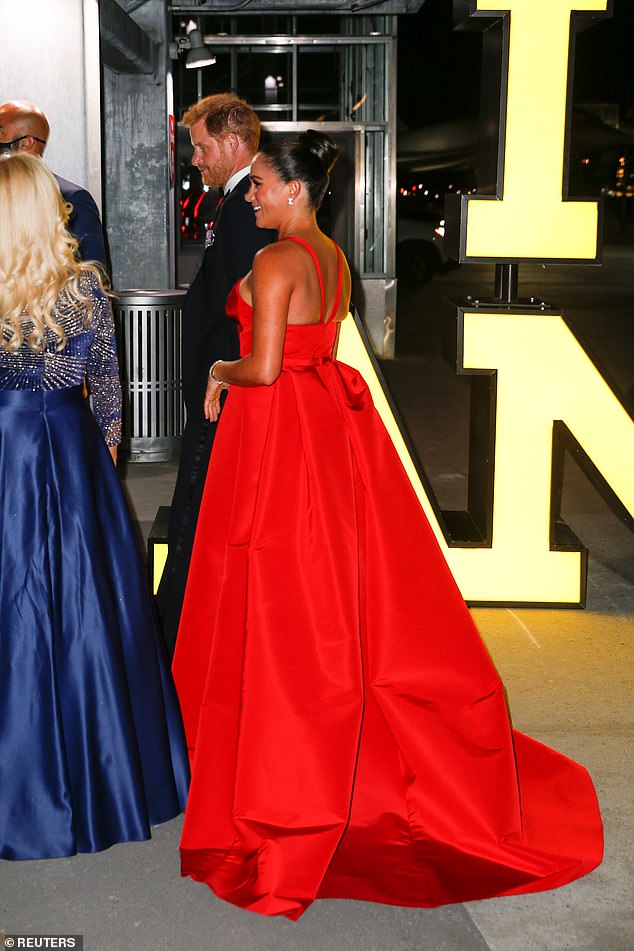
[283, 236, 325, 322]
[325, 244, 344, 324]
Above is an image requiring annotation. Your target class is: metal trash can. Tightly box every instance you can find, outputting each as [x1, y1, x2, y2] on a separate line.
[114, 289, 186, 462]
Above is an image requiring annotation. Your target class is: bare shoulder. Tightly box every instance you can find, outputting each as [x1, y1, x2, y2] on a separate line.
[252, 240, 306, 279]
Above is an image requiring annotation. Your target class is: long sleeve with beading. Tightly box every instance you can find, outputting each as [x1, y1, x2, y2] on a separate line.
[0, 271, 122, 445]
[85, 278, 122, 446]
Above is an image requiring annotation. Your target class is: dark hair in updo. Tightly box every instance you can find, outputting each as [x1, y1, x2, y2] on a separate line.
[259, 130, 339, 210]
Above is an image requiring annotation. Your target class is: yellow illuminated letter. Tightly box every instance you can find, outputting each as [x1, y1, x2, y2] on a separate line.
[449, 308, 634, 603]
[456, 0, 608, 261]
[339, 311, 634, 605]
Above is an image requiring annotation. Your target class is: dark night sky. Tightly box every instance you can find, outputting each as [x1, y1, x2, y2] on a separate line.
[397, 0, 634, 129]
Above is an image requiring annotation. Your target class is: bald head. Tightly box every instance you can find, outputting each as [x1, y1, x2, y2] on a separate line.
[0, 100, 49, 156]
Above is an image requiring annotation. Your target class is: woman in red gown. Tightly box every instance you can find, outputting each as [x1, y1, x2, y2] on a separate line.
[172, 131, 603, 919]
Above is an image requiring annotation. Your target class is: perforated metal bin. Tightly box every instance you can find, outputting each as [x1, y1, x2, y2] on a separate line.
[113, 290, 185, 462]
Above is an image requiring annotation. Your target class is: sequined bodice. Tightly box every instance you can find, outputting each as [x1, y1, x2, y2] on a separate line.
[0, 274, 122, 445]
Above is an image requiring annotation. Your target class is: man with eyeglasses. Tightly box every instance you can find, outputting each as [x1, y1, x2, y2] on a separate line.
[0, 100, 107, 269]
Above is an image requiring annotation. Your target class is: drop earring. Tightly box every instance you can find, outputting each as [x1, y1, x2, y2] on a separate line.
[288, 196, 294, 205]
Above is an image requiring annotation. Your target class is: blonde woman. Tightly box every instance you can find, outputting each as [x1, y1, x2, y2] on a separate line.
[0, 153, 188, 861]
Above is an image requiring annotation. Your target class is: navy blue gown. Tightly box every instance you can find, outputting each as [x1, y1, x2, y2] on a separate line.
[0, 274, 189, 860]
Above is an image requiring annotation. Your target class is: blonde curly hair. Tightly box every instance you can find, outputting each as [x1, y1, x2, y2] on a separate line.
[0, 152, 104, 353]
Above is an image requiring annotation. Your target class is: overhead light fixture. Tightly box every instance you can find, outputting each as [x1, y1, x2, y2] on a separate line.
[185, 27, 216, 69]
[169, 20, 215, 69]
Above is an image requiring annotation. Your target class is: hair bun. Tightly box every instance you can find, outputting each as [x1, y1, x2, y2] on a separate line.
[259, 130, 338, 209]
[299, 130, 339, 174]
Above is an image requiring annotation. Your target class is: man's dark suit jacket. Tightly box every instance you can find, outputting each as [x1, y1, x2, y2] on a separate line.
[156, 173, 275, 654]
[55, 174, 107, 268]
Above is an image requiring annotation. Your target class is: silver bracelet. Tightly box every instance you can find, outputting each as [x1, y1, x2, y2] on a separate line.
[209, 360, 226, 384]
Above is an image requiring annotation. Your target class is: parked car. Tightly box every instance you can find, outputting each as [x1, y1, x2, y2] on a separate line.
[396, 214, 452, 285]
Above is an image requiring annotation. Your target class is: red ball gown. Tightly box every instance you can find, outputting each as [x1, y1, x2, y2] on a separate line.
[172, 237, 603, 919]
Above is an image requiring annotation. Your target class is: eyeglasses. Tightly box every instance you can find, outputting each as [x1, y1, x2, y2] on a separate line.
[0, 135, 47, 155]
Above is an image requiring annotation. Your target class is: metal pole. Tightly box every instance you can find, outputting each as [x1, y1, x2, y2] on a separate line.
[495, 263, 519, 303]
